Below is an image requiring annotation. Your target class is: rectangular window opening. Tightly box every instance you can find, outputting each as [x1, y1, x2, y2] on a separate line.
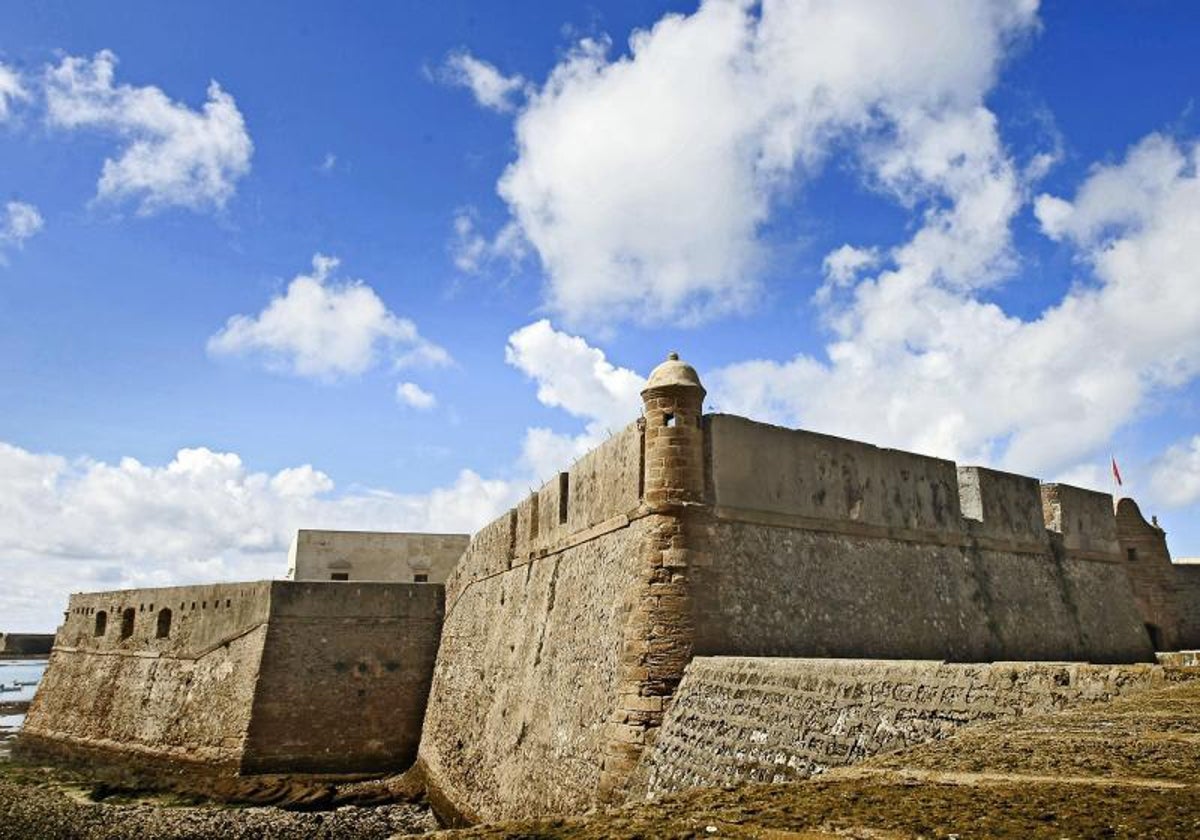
[414, 573, 429, 583]
[664, 412, 676, 427]
[1127, 547, 1138, 563]
[558, 472, 570, 525]
[331, 572, 349, 581]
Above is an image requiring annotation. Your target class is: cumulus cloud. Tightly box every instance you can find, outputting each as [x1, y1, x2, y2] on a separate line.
[44, 50, 252, 213]
[208, 254, 451, 380]
[0, 62, 29, 121]
[396, 381, 437, 410]
[1, 201, 43, 254]
[1, 322, 649, 629]
[1150, 436, 1200, 509]
[461, 0, 1037, 326]
[709, 131, 1200, 479]
[442, 51, 526, 113]
[505, 319, 644, 477]
[0, 441, 517, 630]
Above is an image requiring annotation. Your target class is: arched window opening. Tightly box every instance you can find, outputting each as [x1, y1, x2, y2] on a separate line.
[94, 610, 107, 637]
[120, 607, 136, 639]
[156, 608, 173, 639]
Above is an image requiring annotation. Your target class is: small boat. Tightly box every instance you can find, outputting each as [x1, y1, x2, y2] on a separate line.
[0, 684, 19, 693]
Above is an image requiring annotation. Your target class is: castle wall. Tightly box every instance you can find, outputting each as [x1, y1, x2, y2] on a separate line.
[242, 582, 443, 774]
[287, 530, 468, 583]
[22, 582, 273, 770]
[639, 656, 1195, 796]
[22, 581, 440, 777]
[1114, 498, 1184, 650]
[1177, 563, 1200, 648]
[699, 416, 1152, 663]
[0, 633, 54, 655]
[418, 422, 667, 823]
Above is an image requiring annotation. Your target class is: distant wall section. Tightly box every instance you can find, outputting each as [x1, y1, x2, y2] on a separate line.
[21, 581, 441, 777]
[288, 530, 468, 583]
[1177, 563, 1200, 649]
[0, 633, 54, 655]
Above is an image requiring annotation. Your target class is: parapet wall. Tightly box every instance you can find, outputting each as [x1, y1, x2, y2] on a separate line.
[288, 530, 469, 583]
[698, 415, 1152, 663]
[0, 633, 54, 656]
[638, 656, 1196, 796]
[22, 581, 442, 776]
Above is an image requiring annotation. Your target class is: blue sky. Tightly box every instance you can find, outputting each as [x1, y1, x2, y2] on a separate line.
[3, 1, 1200, 629]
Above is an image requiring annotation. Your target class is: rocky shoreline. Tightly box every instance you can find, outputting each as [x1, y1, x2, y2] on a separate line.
[0, 769, 438, 840]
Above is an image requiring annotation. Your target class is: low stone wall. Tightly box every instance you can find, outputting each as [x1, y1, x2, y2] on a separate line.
[0, 634, 54, 656]
[21, 581, 441, 778]
[638, 656, 1193, 796]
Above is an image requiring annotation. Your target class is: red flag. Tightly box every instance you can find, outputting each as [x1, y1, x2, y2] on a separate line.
[1111, 456, 1123, 487]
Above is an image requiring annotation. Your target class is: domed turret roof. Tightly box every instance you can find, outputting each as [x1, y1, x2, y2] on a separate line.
[643, 352, 705, 395]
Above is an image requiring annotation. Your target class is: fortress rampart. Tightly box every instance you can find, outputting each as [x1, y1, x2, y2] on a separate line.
[416, 354, 1154, 823]
[0, 633, 54, 656]
[21, 580, 442, 776]
[19, 352, 1199, 826]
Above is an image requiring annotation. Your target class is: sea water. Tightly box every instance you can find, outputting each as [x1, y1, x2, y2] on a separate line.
[0, 658, 47, 740]
[0, 659, 47, 704]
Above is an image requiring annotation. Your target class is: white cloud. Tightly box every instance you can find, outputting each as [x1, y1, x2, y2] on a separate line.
[505, 319, 645, 478]
[450, 208, 526, 274]
[1, 323, 650, 629]
[0, 62, 29, 121]
[44, 49, 252, 213]
[464, 0, 1037, 326]
[396, 381, 437, 410]
[442, 51, 526, 113]
[1151, 436, 1200, 509]
[0, 441, 517, 630]
[505, 319, 643, 430]
[208, 254, 451, 381]
[710, 131, 1200, 479]
[319, 152, 337, 173]
[1, 201, 43, 254]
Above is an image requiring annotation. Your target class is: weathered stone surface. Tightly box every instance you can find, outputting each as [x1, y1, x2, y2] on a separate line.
[0, 633, 53, 656]
[22, 581, 442, 776]
[690, 516, 1151, 663]
[287, 530, 468, 583]
[637, 656, 1198, 796]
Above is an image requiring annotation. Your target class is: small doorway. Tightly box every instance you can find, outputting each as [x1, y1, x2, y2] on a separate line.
[1145, 623, 1164, 651]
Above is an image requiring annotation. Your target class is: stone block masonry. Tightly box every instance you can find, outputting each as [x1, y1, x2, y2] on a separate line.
[20, 580, 442, 777]
[637, 656, 1200, 796]
[287, 529, 469, 583]
[417, 354, 1162, 823]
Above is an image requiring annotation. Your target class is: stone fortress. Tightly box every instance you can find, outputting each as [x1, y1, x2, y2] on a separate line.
[18, 353, 1200, 824]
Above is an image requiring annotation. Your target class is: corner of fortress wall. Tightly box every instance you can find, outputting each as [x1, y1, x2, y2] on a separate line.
[417, 381, 1157, 822]
[20, 580, 443, 776]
